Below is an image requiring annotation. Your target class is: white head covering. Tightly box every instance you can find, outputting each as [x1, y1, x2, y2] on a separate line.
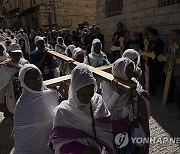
[91, 39, 102, 53]
[122, 49, 140, 67]
[68, 64, 97, 109]
[7, 43, 22, 52]
[102, 58, 135, 120]
[52, 64, 113, 153]
[18, 64, 48, 94]
[0, 35, 5, 42]
[0, 42, 9, 62]
[15, 63, 59, 154]
[56, 36, 64, 44]
[122, 49, 142, 77]
[88, 39, 109, 67]
[34, 36, 44, 44]
[72, 47, 86, 60]
[65, 45, 76, 56]
[112, 57, 135, 80]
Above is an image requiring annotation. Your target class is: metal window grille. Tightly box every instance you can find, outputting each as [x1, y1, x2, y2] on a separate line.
[158, 0, 180, 7]
[105, 0, 123, 17]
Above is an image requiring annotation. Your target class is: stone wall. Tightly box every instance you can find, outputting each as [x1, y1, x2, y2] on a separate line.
[55, 0, 96, 29]
[2, 0, 95, 30]
[96, 0, 180, 53]
[39, 0, 96, 30]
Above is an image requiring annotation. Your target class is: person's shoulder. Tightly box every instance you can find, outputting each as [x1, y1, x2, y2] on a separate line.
[101, 51, 107, 57]
[19, 58, 29, 64]
[54, 100, 69, 114]
[30, 50, 38, 55]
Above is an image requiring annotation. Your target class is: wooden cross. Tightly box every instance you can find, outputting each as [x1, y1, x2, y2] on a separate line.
[139, 39, 156, 59]
[157, 42, 179, 106]
[111, 37, 125, 58]
[139, 39, 152, 92]
[44, 50, 136, 92]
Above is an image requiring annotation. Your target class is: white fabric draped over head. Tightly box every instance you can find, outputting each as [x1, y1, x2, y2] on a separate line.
[103, 58, 135, 120]
[18, 64, 47, 94]
[0, 42, 9, 62]
[56, 36, 64, 44]
[72, 47, 86, 60]
[65, 44, 76, 56]
[53, 64, 113, 153]
[88, 39, 109, 67]
[122, 49, 142, 76]
[14, 64, 59, 154]
[112, 57, 135, 80]
[91, 38, 102, 53]
[122, 49, 140, 66]
[68, 64, 97, 109]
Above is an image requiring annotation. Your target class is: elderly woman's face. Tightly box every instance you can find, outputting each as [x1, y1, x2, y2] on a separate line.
[125, 62, 134, 80]
[24, 69, 43, 91]
[77, 84, 94, 104]
[94, 42, 101, 54]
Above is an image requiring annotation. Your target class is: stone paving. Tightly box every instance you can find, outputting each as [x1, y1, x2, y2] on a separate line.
[0, 89, 180, 154]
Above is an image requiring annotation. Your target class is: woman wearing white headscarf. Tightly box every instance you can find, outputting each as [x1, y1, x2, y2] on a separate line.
[59, 45, 76, 75]
[0, 49, 28, 122]
[122, 49, 142, 78]
[101, 57, 150, 154]
[72, 47, 86, 63]
[0, 42, 9, 62]
[14, 64, 59, 154]
[84, 39, 110, 93]
[55, 37, 67, 54]
[65, 44, 76, 57]
[85, 39, 110, 67]
[49, 64, 114, 154]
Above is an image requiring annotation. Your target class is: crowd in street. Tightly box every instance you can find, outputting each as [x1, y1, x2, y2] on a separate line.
[0, 22, 179, 154]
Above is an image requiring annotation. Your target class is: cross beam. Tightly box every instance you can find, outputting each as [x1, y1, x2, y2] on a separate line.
[46, 50, 136, 91]
[44, 64, 113, 88]
[139, 50, 156, 59]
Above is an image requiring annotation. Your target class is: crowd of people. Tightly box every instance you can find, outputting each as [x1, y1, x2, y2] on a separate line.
[0, 22, 179, 154]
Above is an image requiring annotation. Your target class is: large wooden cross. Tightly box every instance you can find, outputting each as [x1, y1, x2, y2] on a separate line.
[44, 50, 136, 93]
[138, 39, 156, 92]
[139, 39, 156, 59]
[157, 42, 179, 106]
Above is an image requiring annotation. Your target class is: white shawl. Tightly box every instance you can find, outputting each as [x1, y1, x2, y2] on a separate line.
[14, 64, 59, 154]
[87, 39, 110, 67]
[52, 64, 113, 153]
[102, 58, 135, 120]
[0, 58, 28, 112]
[122, 49, 142, 77]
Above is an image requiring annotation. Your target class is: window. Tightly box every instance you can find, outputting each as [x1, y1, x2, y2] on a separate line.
[158, 0, 180, 7]
[105, 0, 123, 17]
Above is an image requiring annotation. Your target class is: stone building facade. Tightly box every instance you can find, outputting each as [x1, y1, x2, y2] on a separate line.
[1, 0, 95, 30]
[96, 0, 180, 53]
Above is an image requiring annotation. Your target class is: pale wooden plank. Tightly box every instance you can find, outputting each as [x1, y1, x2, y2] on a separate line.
[47, 50, 136, 91]
[44, 74, 71, 88]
